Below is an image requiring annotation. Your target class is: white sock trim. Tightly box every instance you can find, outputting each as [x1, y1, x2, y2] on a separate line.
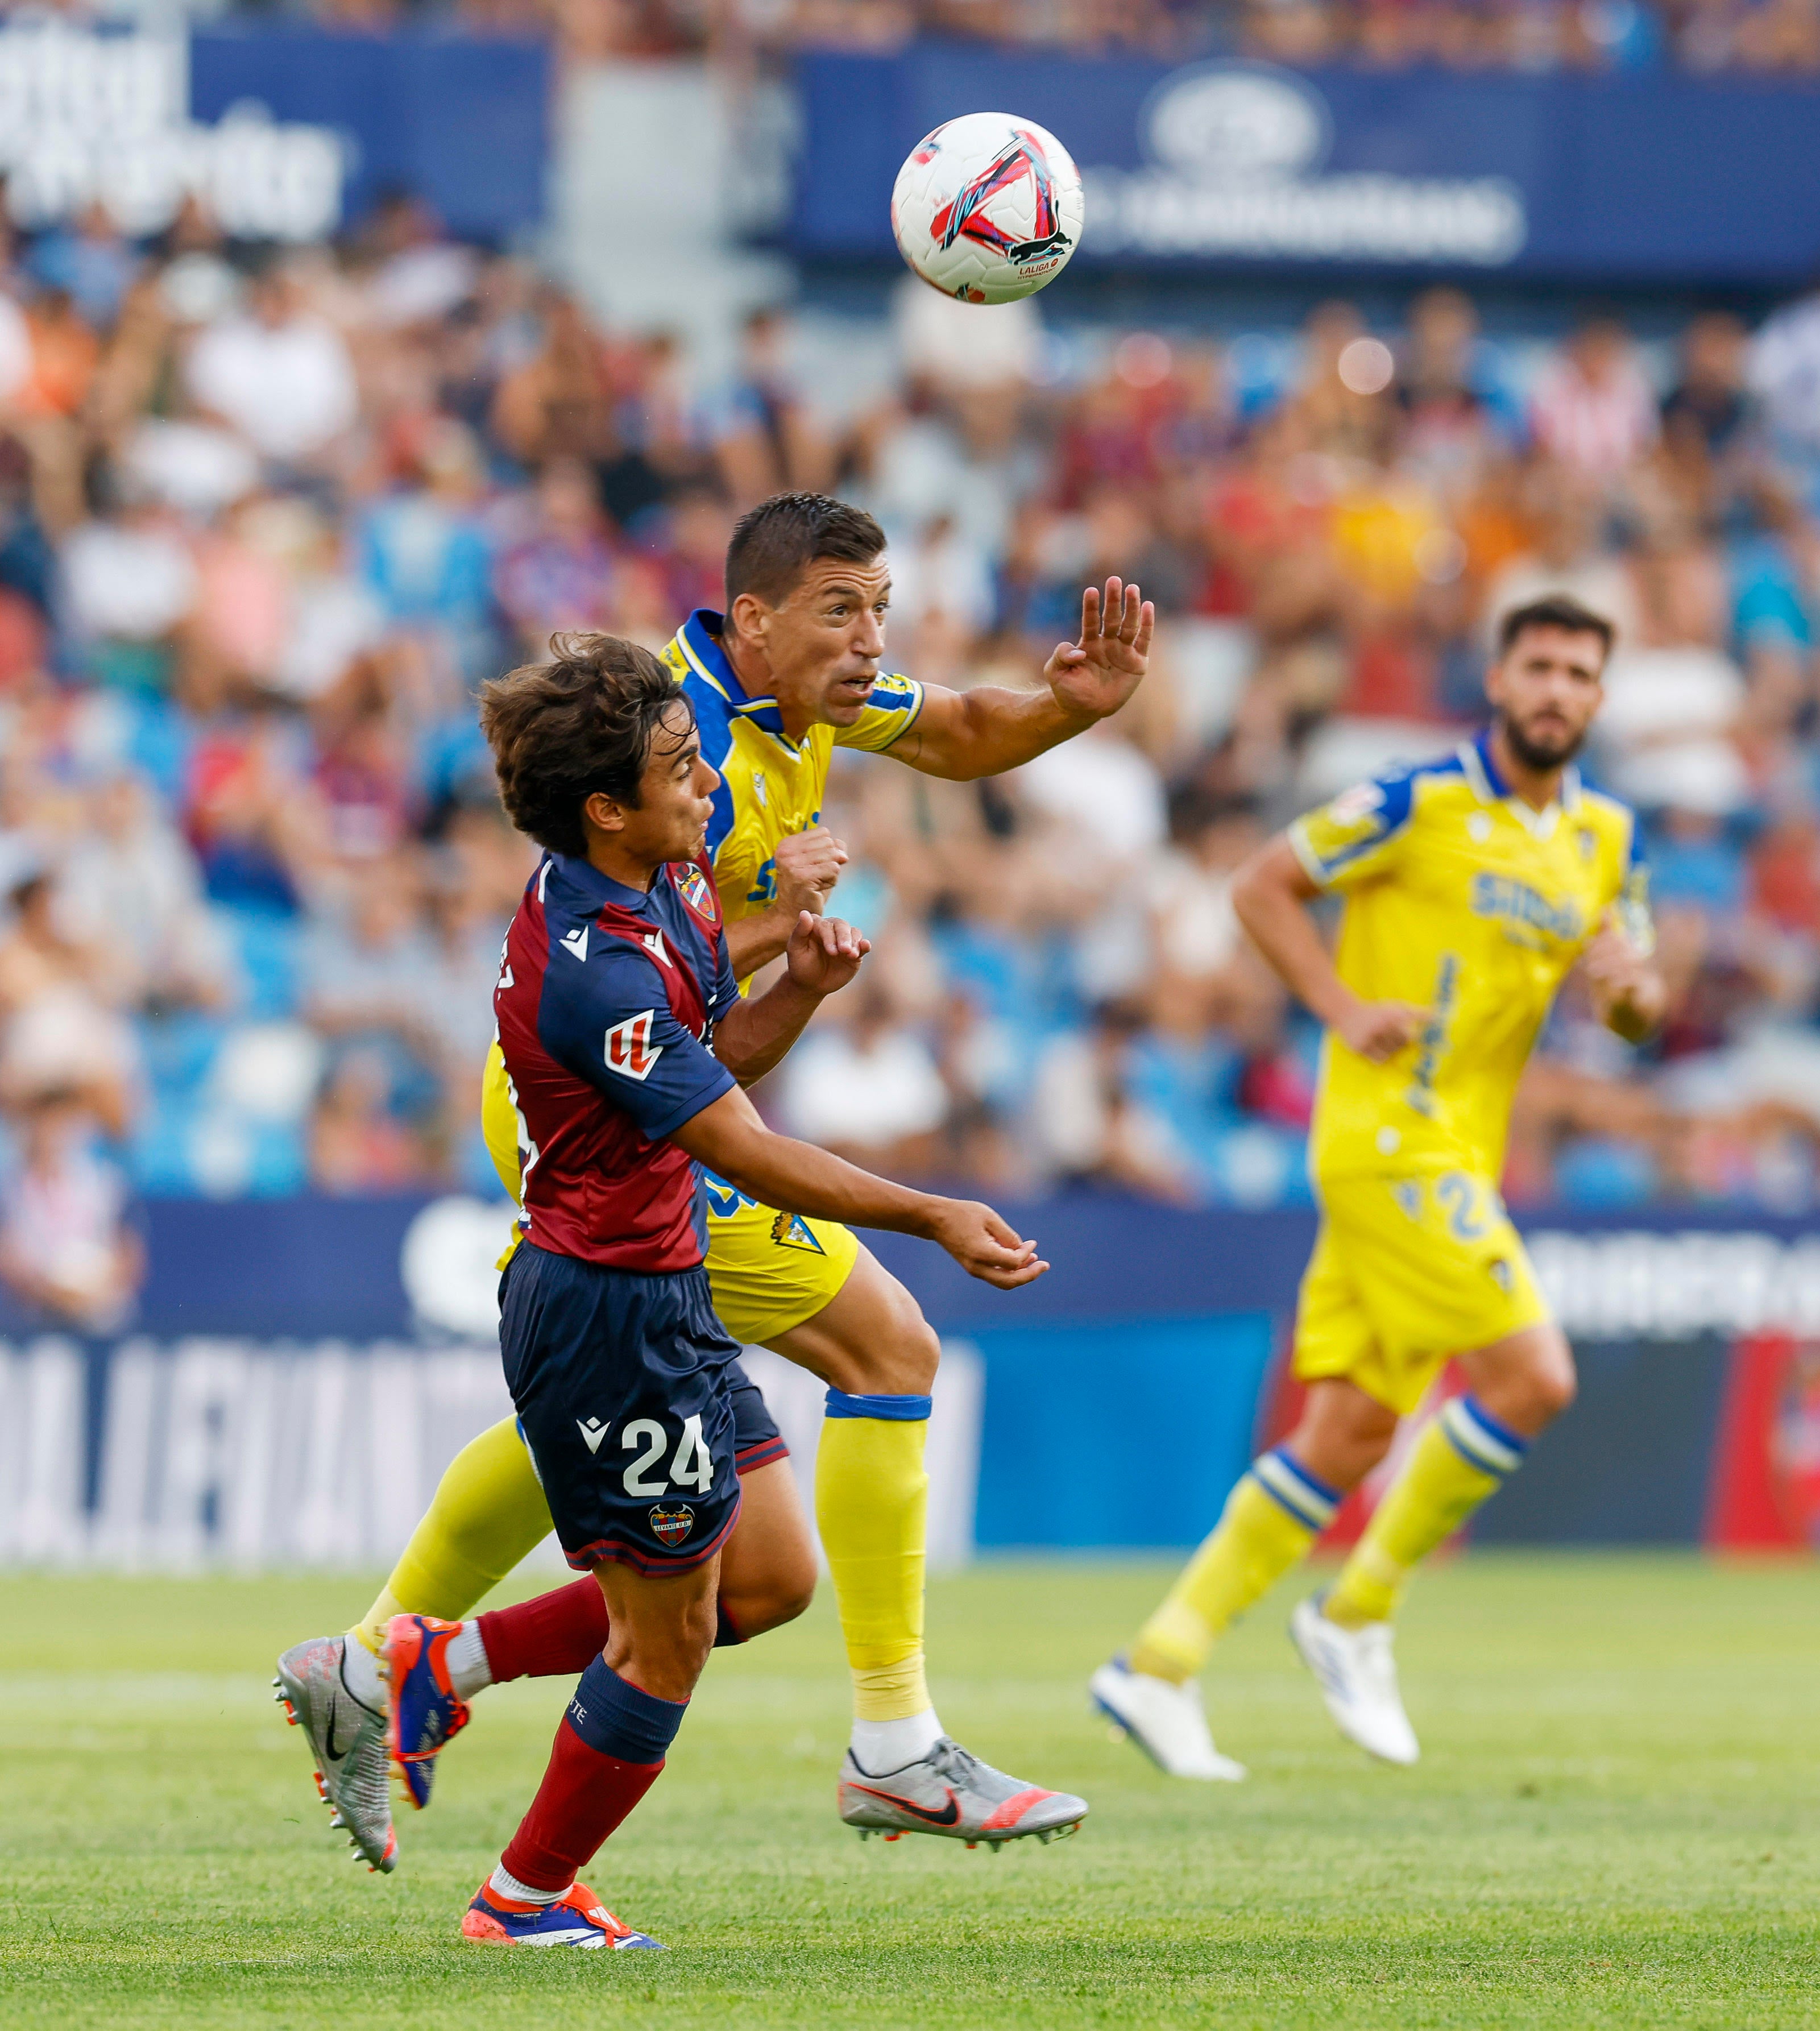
[447, 1621, 493, 1701]
[489, 1864, 566, 1905]
[849, 1707, 944, 1775]
[338, 1634, 383, 1709]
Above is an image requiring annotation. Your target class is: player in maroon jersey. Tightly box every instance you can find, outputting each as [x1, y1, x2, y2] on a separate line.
[454, 633, 1075, 1948]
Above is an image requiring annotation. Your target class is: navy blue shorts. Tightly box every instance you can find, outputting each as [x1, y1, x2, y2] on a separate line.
[499, 1243, 760, 1575]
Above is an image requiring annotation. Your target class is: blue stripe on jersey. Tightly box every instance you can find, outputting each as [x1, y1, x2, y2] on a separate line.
[1311, 753, 1465, 880]
[675, 610, 798, 748]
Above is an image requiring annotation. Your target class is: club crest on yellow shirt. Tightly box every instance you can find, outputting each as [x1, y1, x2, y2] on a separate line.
[771, 1210, 826, 1254]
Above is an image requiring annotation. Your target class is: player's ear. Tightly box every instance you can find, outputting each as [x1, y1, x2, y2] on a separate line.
[728, 590, 770, 645]
[583, 789, 627, 836]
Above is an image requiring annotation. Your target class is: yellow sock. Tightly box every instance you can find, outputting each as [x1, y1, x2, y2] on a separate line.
[349, 1416, 553, 1654]
[1325, 1395, 1528, 1628]
[1130, 1448, 1340, 1684]
[815, 1395, 930, 1720]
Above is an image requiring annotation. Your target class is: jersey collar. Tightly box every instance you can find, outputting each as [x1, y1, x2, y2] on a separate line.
[1464, 729, 1581, 836]
[674, 610, 801, 751]
[548, 851, 657, 915]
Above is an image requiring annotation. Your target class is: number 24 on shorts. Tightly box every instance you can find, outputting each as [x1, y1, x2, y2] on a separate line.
[619, 1414, 716, 1497]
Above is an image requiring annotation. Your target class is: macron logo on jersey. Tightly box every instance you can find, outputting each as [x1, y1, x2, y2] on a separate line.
[604, 1009, 662, 1081]
[643, 929, 674, 969]
[561, 925, 590, 963]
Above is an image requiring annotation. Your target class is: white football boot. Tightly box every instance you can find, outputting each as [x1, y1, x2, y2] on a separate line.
[1289, 1594, 1420, 1765]
[1089, 1657, 1247, 1781]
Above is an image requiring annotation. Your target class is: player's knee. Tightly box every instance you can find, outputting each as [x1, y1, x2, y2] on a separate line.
[852, 1311, 940, 1397]
[1528, 1354, 1577, 1426]
[758, 1559, 819, 1633]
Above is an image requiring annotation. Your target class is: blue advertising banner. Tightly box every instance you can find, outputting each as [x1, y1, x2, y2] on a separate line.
[190, 29, 550, 243]
[791, 47, 1820, 283]
[0, 19, 549, 247]
[5, 1193, 1820, 1558]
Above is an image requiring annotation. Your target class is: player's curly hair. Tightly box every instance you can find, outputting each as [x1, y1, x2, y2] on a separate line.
[478, 632, 690, 859]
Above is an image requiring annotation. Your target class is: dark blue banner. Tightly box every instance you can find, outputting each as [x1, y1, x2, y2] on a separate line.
[791, 47, 1820, 283]
[190, 29, 550, 243]
[0, 21, 548, 247]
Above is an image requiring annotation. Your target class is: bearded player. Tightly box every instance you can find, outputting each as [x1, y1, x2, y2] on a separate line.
[1092, 595, 1665, 1777]
[277, 492, 1151, 1867]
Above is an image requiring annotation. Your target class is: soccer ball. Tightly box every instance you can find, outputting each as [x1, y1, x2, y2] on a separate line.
[890, 112, 1084, 305]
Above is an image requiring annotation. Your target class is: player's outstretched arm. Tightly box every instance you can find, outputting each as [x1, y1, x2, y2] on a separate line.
[886, 578, 1154, 782]
[715, 913, 870, 1086]
[669, 1085, 1048, 1290]
[1233, 836, 1430, 1064]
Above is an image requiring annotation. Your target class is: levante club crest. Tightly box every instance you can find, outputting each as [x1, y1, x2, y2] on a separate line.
[649, 1504, 695, 1548]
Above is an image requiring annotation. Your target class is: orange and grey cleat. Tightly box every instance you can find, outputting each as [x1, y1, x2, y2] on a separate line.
[839, 1736, 1088, 1848]
[273, 1635, 397, 1872]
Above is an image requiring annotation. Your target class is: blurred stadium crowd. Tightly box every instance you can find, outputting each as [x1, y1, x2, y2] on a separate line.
[2, 177, 1820, 1322]
[296, 0, 1820, 76]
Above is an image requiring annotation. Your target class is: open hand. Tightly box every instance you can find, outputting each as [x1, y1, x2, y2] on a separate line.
[1042, 577, 1155, 723]
[773, 824, 848, 917]
[1336, 997, 1432, 1064]
[784, 912, 870, 997]
[927, 1199, 1050, 1288]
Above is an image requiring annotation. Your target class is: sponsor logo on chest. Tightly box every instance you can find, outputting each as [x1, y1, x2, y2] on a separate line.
[1469, 871, 1585, 946]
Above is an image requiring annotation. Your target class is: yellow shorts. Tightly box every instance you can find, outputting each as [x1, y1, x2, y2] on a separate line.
[703, 1183, 860, 1346]
[1294, 1170, 1550, 1416]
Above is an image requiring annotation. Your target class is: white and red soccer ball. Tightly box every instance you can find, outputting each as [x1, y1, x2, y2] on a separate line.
[890, 112, 1084, 305]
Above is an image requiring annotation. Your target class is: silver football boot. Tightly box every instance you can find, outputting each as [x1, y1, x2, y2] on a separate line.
[273, 1635, 397, 1872]
[838, 1735, 1088, 1849]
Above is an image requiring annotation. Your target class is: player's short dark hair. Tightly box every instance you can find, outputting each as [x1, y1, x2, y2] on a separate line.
[724, 491, 886, 608]
[1496, 594, 1616, 662]
[479, 633, 690, 859]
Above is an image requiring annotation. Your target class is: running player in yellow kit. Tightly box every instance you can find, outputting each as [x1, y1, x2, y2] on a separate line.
[277, 493, 1152, 1869]
[1092, 594, 1665, 1777]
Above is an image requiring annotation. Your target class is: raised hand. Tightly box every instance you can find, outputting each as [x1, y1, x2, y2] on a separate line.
[772, 824, 848, 917]
[784, 912, 870, 998]
[1042, 577, 1155, 724]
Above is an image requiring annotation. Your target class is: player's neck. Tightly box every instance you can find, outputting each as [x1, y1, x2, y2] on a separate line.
[1487, 723, 1564, 814]
[583, 839, 658, 893]
[723, 629, 816, 743]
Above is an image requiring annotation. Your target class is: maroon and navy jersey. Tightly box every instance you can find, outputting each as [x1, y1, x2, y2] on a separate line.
[491, 852, 740, 1272]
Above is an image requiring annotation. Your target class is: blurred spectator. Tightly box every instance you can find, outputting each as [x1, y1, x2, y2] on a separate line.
[1662, 312, 1753, 458]
[1030, 1001, 1197, 1200]
[0, 1090, 142, 1330]
[1528, 318, 1659, 482]
[186, 266, 358, 469]
[0, 873, 138, 1138]
[778, 982, 948, 1174]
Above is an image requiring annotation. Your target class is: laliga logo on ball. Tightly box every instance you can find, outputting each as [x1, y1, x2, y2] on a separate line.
[892, 111, 1084, 305]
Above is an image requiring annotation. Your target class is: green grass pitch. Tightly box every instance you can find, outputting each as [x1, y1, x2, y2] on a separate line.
[3, 1554, 1818, 2029]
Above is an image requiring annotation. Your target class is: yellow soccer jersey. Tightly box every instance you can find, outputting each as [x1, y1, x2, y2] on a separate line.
[661, 608, 924, 961]
[1288, 732, 1651, 1184]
